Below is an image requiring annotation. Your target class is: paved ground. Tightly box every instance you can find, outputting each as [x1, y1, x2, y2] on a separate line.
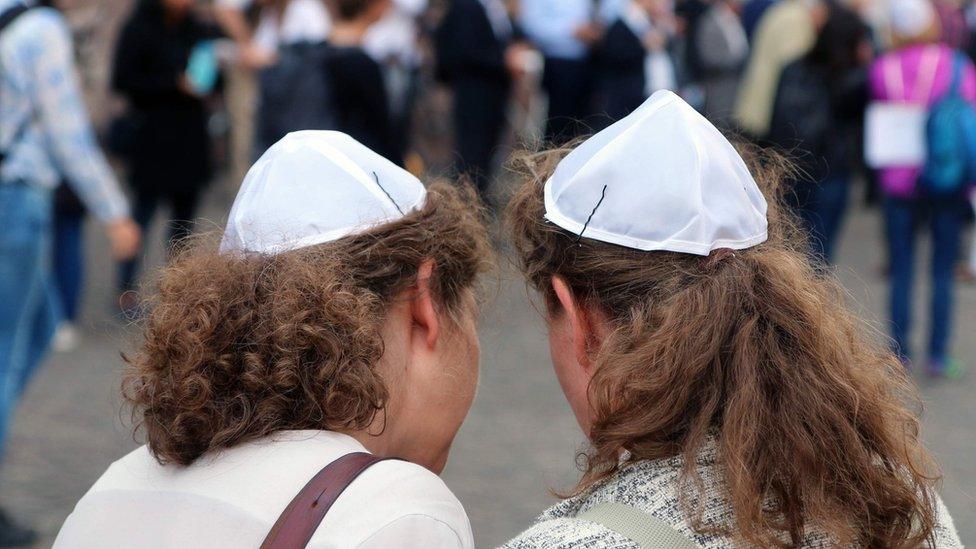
[1, 176, 974, 548]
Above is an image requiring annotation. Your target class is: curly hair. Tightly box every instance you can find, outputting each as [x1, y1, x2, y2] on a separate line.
[506, 145, 939, 548]
[123, 181, 492, 467]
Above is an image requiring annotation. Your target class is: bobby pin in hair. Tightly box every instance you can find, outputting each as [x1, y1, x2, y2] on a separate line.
[702, 247, 736, 270]
[575, 185, 608, 246]
[373, 171, 405, 215]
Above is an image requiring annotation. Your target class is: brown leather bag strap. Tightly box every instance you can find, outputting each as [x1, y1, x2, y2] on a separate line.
[260, 452, 397, 549]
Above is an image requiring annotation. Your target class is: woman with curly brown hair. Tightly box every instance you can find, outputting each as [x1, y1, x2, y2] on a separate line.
[502, 91, 962, 548]
[54, 132, 491, 549]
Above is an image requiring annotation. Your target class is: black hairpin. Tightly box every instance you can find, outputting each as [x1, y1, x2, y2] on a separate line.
[373, 171, 404, 215]
[574, 184, 608, 246]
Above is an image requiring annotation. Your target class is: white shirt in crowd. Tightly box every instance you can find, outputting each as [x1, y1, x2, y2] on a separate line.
[621, 1, 677, 95]
[217, 0, 332, 53]
[53, 431, 475, 549]
[363, 0, 427, 67]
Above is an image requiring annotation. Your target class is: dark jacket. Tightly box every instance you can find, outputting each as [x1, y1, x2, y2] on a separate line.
[769, 59, 868, 183]
[435, 0, 512, 87]
[326, 46, 400, 165]
[596, 19, 647, 123]
[675, 0, 711, 81]
[112, 0, 214, 194]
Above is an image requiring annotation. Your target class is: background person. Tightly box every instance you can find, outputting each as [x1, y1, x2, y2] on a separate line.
[51, 183, 86, 352]
[768, 4, 872, 263]
[868, 0, 975, 376]
[214, 0, 333, 180]
[693, 0, 748, 126]
[112, 0, 216, 315]
[733, 0, 826, 139]
[739, 0, 776, 42]
[969, 189, 976, 280]
[327, 0, 400, 164]
[435, 0, 523, 196]
[363, 0, 427, 164]
[54, 131, 491, 549]
[596, 0, 680, 126]
[519, 0, 601, 143]
[0, 0, 139, 543]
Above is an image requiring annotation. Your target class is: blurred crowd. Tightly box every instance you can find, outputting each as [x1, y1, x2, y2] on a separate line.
[81, 0, 976, 366]
[3, 0, 976, 543]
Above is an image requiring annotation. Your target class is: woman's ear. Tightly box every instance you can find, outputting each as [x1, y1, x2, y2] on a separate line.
[551, 276, 598, 371]
[411, 259, 439, 349]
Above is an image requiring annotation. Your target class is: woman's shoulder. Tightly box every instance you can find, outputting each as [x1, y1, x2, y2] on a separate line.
[500, 457, 693, 549]
[82, 436, 474, 548]
[502, 443, 835, 549]
[502, 451, 961, 549]
[85, 433, 459, 509]
[357, 458, 467, 508]
[932, 493, 964, 548]
[499, 517, 638, 549]
[317, 458, 474, 548]
[83, 444, 158, 493]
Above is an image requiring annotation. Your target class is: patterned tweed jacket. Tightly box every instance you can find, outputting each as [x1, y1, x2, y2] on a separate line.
[500, 440, 963, 548]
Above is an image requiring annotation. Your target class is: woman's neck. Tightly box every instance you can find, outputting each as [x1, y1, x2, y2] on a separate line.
[343, 429, 393, 456]
[339, 421, 448, 473]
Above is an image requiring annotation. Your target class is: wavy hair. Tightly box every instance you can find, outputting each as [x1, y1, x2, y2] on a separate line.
[123, 181, 492, 466]
[506, 145, 939, 547]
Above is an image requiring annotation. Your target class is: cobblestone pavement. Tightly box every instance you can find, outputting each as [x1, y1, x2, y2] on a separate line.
[1, 178, 974, 547]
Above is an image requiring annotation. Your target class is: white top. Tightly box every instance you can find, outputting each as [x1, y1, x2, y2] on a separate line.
[221, 131, 427, 255]
[53, 431, 474, 549]
[888, 0, 935, 40]
[544, 90, 767, 255]
[254, 0, 331, 52]
[217, 0, 331, 51]
[363, 0, 428, 66]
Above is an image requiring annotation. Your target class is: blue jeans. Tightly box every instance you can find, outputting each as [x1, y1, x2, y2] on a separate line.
[884, 196, 964, 363]
[54, 212, 84, 322]
[809, 176, 850, 263]
[0, 183, 60, 457]
[789, 176, 850, 264]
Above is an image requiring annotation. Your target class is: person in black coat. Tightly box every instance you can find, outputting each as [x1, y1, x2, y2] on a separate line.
[596, 0, 678, 125]
[436, 0, 521, 197]
[597, 16, 647, 122]
[768, 6, 871, 262]
[112, 0, 215, 305]
[328, 0, 400, 164]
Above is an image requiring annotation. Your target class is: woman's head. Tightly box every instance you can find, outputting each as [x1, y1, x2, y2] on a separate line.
[333, 0, 390, 23]
[889, 0, 941, 47]
[806, 5, 872, 74]
[124, 135, 492, 474]
[159, 0, 193, 16]
[507, 144, 938, 546]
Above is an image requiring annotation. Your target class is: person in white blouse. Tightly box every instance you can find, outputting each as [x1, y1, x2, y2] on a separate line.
[214, 0, 332, 183]
[363, 0, 426, 162]
[53, 131, 493, 549]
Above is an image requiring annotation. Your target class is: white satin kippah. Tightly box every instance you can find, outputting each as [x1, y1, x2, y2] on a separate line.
[220, 131, 426, 254]
[544, 90, 768, 256]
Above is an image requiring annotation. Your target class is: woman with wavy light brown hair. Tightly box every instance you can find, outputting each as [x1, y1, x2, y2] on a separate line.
[54, 132, 491, 549]
[501, 91, 962, 548]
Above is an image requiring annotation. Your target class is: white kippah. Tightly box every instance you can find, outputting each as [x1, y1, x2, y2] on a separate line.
[544, 90, 767, 256]
[220, 131, 426, 254]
